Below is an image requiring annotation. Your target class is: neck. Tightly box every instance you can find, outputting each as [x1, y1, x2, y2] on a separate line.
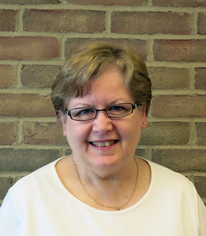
[72, 155, 139, 210]
[73, 154, 137, 184]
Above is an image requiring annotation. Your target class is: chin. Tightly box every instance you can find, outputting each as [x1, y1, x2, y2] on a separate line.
[87, 154, 124, 169]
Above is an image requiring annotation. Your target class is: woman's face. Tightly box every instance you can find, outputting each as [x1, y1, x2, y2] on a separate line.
[62, 65, 147, 170]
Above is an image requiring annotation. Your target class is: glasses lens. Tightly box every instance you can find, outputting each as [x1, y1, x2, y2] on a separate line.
[106, 103, 133, 117]
[70, 108, 96, 120]
[69, 103, 135, 121]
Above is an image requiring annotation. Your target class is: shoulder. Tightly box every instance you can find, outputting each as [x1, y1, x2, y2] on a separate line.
[148, 159, 191, 184]
[146, 159, 198, 198]
[9, 158, 62, 199]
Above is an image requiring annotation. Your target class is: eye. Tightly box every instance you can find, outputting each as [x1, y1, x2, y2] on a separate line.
[79, 109, 91, 114]
[108, 105, 125, 112]
[72, 108, 95, 117]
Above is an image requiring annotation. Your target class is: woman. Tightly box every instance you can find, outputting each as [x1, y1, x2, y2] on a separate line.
[0, 43, 205, 235]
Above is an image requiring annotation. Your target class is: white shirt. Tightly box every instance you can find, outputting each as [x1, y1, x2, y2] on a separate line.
[0, 157, 206, 236]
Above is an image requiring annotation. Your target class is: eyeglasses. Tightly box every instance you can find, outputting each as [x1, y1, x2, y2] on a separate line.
[66, 103, 140, 121]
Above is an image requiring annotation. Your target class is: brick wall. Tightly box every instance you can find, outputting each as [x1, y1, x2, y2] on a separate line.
[0, 0, 206, 204]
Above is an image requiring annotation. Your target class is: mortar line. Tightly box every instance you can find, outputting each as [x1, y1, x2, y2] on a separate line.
[16, 6, 24, 32]
[147, 38, 153, 62]
[105, 10, 112, 33]
[15, 63, 23, 88]
[16, 118, 23, 145]
[192, 10, 198, 35]
[189, 119, 197, 146]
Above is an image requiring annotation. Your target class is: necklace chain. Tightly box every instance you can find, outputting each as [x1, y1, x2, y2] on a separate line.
[73, 158, 139, 211]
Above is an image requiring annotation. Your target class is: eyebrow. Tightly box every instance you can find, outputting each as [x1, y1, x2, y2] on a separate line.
[69, 98, 133, 110]
[71, 103, 94, 109]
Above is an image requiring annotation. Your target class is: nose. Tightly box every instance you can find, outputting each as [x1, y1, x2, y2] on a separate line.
[92, 110, 113, 134]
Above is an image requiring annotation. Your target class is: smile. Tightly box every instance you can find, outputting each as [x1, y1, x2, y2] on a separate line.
[90, 140, 118, 147]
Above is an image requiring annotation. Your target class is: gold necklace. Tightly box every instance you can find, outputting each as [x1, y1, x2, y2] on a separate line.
[73, 158, 139, 211]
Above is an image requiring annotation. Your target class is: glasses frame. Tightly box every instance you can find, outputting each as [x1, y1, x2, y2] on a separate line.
[66, 103, 140, 121]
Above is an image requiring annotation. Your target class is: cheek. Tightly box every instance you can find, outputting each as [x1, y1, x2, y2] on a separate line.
[124, 118, 142, 143]
[117, 119, 140, 140]
[65, 121, 91, 146]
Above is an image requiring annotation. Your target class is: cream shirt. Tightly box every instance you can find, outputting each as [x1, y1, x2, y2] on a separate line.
[0, 157, 206, 236]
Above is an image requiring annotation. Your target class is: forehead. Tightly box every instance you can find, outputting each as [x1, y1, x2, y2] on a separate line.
[68, 66, 133, 108]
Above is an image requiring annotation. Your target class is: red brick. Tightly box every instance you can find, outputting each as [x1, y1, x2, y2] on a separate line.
[152, 149, 206, 172]
[0, 94, 55, 117]
[154, 40, 206, 62]
[0, 122, 16, 145]
[198, 13, 206, 35]
[21, 65, 60, 88]
[65, 38, 147, 60]
[148, 67, 189, 89]
[0, 10, 16, 32]
[23, 9, 105, 33]
[0, 148, 59, 172]
[194, 176, 206, 199]
[0, 0, 60, 3]
[0, 37, 59, 60]
[0, 65, 15, 88]
[151, 95, 206, 118]
[67, 0, 145, 5]
[196, 123, 206, 146]
[139, 122, 190, 145]
[23, 122, 67, 145]
[153, 0, 206, 7]
[111, 12, 192, 35]
[194, 67, 206, 89]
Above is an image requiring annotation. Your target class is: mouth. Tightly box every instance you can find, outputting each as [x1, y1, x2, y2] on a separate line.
[89, 140, 118, 147]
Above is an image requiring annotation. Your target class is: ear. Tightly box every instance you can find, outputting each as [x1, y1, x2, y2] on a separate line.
[140, 104, 148, 129]
[58, 110, 67, 136]
[141, 119, 148, 128]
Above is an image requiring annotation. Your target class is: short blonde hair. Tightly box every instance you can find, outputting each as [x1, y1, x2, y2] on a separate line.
[51, 43, 152, 116]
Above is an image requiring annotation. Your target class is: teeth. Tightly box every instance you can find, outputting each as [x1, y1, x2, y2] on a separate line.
[92, 141, 115, 147]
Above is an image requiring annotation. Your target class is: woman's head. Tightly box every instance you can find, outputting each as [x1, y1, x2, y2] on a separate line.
[51, 43, 152, 116]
